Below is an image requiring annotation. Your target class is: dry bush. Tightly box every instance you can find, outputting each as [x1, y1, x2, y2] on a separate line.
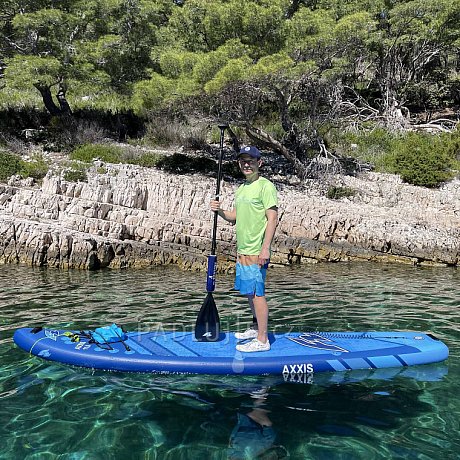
[73, 120, 109, 145]
[144, 117, 209, 150]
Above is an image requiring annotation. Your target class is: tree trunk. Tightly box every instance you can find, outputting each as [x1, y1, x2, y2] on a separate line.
[34, 84, 62, 116]
[226, 125, 240, 153]
[56, 83, 72, 115]
[34, 83, 73, 116]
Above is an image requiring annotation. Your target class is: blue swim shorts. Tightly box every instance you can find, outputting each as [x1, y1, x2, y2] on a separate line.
[234, 261, 268, 297]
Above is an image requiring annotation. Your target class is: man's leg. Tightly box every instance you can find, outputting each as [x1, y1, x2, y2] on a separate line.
[253, 295, 268, 344]
[247, 295, 258, 330]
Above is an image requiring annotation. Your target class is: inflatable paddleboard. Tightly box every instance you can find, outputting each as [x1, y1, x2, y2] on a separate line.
[13, 328, 448, 376]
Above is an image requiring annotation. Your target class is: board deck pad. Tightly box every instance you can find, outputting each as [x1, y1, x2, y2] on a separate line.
[13, 328, 449, 376]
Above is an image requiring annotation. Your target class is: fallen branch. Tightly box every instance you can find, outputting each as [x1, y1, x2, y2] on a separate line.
[411, 119, 458, 133]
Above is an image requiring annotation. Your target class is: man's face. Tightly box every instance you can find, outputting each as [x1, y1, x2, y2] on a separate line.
[238, 154, 261, 177]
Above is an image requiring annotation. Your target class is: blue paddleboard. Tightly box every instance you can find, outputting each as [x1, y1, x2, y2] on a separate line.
[13, 328, 448, 376]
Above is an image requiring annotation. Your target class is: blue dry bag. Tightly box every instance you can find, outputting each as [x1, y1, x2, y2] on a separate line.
[93, 324, 127, 343]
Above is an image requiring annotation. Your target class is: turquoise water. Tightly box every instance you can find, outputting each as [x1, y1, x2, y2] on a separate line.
[0, 263, 459, 459]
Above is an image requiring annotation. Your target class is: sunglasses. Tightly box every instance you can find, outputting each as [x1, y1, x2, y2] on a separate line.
[238, 158, 259, 165]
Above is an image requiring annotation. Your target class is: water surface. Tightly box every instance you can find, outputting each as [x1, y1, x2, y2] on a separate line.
[0, 263, 458, 459]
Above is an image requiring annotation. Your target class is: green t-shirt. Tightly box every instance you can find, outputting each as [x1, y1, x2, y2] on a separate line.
[235, 177, 278, 255]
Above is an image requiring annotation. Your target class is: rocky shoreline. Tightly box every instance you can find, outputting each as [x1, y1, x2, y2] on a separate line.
[0, 160, 459, 270]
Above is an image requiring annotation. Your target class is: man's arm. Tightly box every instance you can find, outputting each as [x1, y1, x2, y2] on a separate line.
[258, 206, 278, 265]
[210, 200, 236, 223]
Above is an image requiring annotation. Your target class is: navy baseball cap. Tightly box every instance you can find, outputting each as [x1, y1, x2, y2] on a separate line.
[237, 146, 261, 159]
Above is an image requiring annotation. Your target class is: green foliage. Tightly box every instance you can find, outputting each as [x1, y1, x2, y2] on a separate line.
[0, 151, 22, 181]
[384, 132, 456, 188]
[164, 0, 286, 55]
[191, 39, 250, 87]
[260, 119, 286, 140]
[205, 57, 252, 94]
[2, 0, 171, 113]
[327, 186, 356, 200]
[5, 55, 61, 89]
[12, 8, 71, 54]
[63, 162, 88, 182]
[159, 50, 198, 79]
[132, 74, 174, 114]
[19, 154, 49, 180]
[70, 144, 123, 163]
[250, 53, 294, 78]
[1, 0, 460, 188]
[444, 126, 460, 162]
[69, 143, 167, 168]
[328, 128, 458, 188]
[0, 150, 49, 182]
[284, 7, 336, 55]
[329, 128, 395, 163]
[128, 152, 163, 168]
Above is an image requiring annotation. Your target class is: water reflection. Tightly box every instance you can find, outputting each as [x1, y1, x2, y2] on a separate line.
[228, 384, 287, 460]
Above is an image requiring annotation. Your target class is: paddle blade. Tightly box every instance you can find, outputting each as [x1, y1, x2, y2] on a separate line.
[195, 292, 220, 342]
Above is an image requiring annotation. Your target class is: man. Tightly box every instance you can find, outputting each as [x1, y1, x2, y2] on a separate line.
[210, 146, 278, 352]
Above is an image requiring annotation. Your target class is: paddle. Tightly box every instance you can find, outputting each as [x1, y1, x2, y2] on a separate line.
[194, 124, 227, 342]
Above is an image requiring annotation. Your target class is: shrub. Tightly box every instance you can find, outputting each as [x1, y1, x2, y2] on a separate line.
[445, 127, 460, 163]
[0, 151, 21, 181]
[63, 162, 88, 182]
[329, 127, 395, 163]
[128, 152, 163, 167]
[262, 120, 286, 141]
[327, 186, 356, 200]
[181, 124, 208, 150]
[385, 132, 456, 188]
[330, 127, 458, 188]
[144, 118, 183, 147]
[1, 134, 30, 156]
[144, 117, 209, 149]
[45, 115, 78, 152]
[70, 144, 123, 163]
[19, 154, 49, 180]
[73, 120, 108, 145]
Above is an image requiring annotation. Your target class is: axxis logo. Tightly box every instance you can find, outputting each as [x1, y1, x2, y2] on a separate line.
[288, 333, 349, 353]
[282, 363, 314, 374]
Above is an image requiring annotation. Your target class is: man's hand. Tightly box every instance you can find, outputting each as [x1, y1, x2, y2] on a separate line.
[210, 199, 220, 212]
[210, 201, 236, 223]
[258, 247, 270, 267]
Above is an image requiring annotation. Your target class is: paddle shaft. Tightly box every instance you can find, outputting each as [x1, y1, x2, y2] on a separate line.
[210, 124, 227, 255]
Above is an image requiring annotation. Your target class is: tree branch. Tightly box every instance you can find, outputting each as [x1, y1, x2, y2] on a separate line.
[242, 123, 308, 177]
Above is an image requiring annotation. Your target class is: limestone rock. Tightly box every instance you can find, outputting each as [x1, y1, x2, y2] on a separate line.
[0, 163, 458, 270]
